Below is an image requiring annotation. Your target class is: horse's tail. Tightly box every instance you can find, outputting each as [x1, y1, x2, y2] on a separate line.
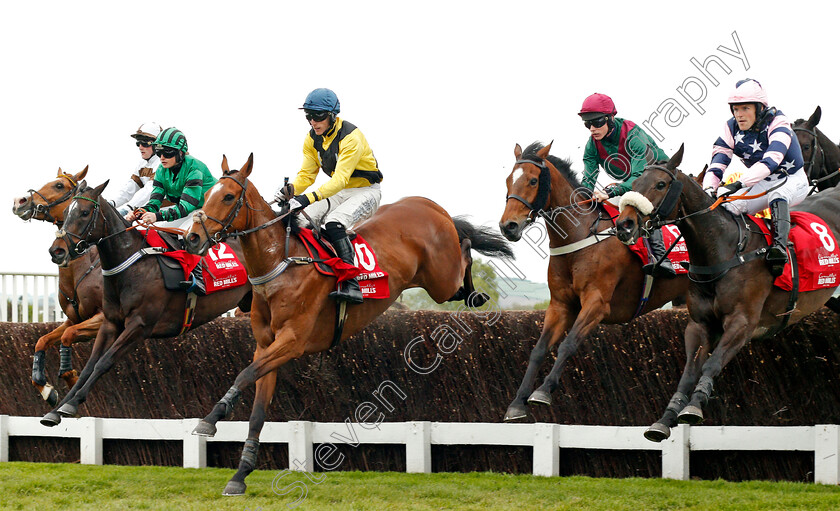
[452, 216, 515, 259]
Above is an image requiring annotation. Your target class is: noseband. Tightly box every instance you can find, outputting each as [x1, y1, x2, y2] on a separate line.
[505, 158, 551, 221]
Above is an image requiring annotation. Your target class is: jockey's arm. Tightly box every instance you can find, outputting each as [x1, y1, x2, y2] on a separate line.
[155, 172, 207, 222]
[290, 138, 321, 197]
[607, 137, 648, 197]
[581, 140, 601, 191]
[703, 121, 735, 190]
[739, 117, 794, 187]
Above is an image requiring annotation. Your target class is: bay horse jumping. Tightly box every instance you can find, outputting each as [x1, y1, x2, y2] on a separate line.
[12, 167, 104, 405]
[39, 180, 253, 427]
[614, 145, 840, 442]
[498, 142, 689, 422]
[793, 106, 840, 191]
[182, 154, 512, 496]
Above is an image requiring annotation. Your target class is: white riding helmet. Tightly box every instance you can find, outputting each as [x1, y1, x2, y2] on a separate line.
[131, 122, 162, 141]
[727, 79, 769, 108]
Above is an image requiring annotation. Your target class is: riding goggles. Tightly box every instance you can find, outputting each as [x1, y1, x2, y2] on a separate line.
[584, 116, 608, 129]
[136, 140, 153, 148]
[154, 148, 179, 158]
[305, 110, 331, 122]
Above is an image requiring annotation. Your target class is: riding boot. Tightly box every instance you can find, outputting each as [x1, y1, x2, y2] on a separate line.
[766, 199, 790, 277]
[643, 229, 677, 278]
[324, 222, 364, 304]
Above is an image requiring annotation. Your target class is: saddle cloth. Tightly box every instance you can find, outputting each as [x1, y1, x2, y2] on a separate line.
[141, 228, 247, 294]
[748, 211, 840, 292]
[297, 228, 390, 299]
[601, 202, 689, 274]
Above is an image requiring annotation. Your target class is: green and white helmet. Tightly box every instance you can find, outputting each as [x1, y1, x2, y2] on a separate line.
[154, 127, 188, 153]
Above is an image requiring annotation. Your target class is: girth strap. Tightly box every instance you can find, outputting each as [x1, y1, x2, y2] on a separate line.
[548, 227, 613, 256]
[101, 247, 167, 276]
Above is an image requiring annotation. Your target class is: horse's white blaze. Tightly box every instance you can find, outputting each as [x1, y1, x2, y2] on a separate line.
[209, 182, 224, 195]
[512, 168, 524, 183]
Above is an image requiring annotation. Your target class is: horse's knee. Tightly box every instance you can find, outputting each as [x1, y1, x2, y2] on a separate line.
[60, 328, 78, 346]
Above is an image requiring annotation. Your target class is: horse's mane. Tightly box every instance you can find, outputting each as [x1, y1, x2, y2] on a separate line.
[521, 142, 581, 189]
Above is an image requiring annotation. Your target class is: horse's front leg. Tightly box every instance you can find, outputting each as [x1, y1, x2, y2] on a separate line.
[55, 314, 150, 419]
[677, 313, 750, 425]
[41, 319, 119, 426]
[504, 302, 570, 421]
[31, 321, 69, 406]
[645, 320, 712, 442]
[528, 290, 609, 406]
[57, 312, 104, 390]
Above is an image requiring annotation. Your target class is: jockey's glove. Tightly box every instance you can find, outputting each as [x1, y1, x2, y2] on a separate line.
[288, 194, 310, 212]
[274, 183, 295, 203]
[715, 181, 743, 198]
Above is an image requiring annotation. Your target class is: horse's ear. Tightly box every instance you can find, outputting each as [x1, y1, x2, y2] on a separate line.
[92, 179, 109, 197]
[514, 143, 522, 159]
[75, 165, 89, 182]
[806, 106, 822, 129]
[536, 140, 553, 160]
[78, 180, 87, 191]
[221, 154, 230, 173]
[57, 167, 63, 177]
[666, 144, 685, 171]
[695, 164, 708, 185]
[240, 153, 254, 178]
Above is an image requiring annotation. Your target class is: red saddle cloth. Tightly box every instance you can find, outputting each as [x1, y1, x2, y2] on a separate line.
[748, 211, 840, 292]
[297, 228, 390, 299]
[601, 202, 689, 274]
[141, 229, 247, 294]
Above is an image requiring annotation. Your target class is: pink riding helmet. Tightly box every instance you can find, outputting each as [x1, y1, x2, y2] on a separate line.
[727, 79, 769, 108]
[579, 93, 617, 121]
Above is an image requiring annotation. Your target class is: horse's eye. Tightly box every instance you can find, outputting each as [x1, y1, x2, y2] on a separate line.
[223, 194, 235, 202]
[80, 209, 90, 217]
[803, 144, 810, 151]
[656, 181, 667, 190]
[529, 178, 538, 186]
[55, 183, 64, 189]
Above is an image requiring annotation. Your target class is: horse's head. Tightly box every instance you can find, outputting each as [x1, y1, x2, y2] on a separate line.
[13, 167, 88, 223]
[185, 153, 256, 256]
[615, 145, 687, 245]
[49, 180, 110, 266]
[499, 142, 555, 241]
[793, 106, 822, 177]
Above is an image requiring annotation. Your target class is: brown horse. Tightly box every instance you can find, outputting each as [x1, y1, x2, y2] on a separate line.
[498, 142, 689, 421]
[614, 145, 840, 442]
[12, 167, 104, 405]
[793, 106, 840, 191]
[39, 180, 253, 427]
[182, 154, 512, 496]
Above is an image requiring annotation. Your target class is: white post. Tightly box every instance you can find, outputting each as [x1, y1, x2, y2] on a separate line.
[289, 421, 313, 471]
[532, 423, 560, 477]
[406, 421, 431, 473]
[815, 424, 840, 484]
[0, 415, 9, 462]
[661, 424, 690, 480]
[183, 419, 207, 469]
[80, 417, 103, 465]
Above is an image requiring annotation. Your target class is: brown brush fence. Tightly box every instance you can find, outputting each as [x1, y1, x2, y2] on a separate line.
[2, 308, 839, 481]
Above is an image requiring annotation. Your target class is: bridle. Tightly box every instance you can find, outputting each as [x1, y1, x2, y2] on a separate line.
[27, 174, 79, 226]
[505, 158, 552, 223]
[56, 196, 104, 259]
[793, 126, 825, 179]
[195, 172, 290, 244]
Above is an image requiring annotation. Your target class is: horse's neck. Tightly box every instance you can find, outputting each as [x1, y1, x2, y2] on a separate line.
[96, 206, 145, 270]
[239, 197, 292, 277]
[677, 175, 744, 263]
[543, 176, 604, 247]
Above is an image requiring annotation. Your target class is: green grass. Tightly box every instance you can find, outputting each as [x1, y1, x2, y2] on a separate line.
[1, 463, 840, 510]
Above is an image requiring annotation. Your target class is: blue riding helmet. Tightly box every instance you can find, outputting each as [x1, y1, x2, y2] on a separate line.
[301, 88, 340, 114]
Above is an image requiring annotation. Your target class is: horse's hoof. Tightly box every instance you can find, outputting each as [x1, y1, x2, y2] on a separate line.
[644, 422, 671, 443]
[527, 389, 552, 406]
[193, 420, 217, 437]
[57, 403, 78, 418]
[678, 405, 704, 425]
[40, 411, 62, 427]
[503, 404, 529, 422]
[222, 480, 246, 496]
